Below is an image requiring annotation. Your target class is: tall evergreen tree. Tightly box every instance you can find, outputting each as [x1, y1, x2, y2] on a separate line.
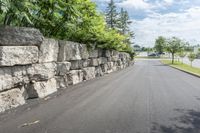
[105, 0, 119, 29]
[118, 8, 134, 44]
[118, 8, 129, 34]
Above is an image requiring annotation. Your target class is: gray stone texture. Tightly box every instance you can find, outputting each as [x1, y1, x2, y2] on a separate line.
[58, 41, 89, 61]
[70, 60, 89, 70]
[0, 66, 30, 92]
[0, 46, 39, 66]
[89, 49, 99, 58]
[56, 62, 71, 76]
[39, 38, 59, 63]
[0, 27, 43, 46]
[89, 58, 99, 66]
[0, 27, 131, 112]
[82, 67, 96, 80]
[56, 76, 68, 89]
[25, 78, 57, 98]
[98, 57, 108, 65]
[95, 66, 104, 77]
[67, 70, 83, 85]
[27, 62, 57, 81]
[0, 88, 26, 113]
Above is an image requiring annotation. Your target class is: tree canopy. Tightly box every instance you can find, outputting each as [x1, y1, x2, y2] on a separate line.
[154, 36, 166, 54]
[154, 36, 185, 64]
[0, 0, 134, 54]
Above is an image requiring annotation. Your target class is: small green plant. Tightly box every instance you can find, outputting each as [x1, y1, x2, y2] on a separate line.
[188, 53, 196, 67]
[178, 51, 186, 64]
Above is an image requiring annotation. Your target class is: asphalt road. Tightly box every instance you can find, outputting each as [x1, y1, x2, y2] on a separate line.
[1, 60, 200, 133]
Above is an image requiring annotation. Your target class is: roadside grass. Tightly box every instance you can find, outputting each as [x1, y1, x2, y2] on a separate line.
[161, 60, 200, 76]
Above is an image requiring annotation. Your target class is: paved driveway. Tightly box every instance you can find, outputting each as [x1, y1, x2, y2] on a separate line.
[1, 60, 200, 133]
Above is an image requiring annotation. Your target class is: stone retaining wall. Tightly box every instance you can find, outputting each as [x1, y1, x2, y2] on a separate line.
[0, 27, 131, 113]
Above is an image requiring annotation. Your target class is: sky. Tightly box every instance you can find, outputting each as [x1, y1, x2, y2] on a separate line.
[92, 0, 200, 47]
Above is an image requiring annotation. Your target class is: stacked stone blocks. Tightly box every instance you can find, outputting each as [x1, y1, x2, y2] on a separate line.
[0, 27, 131, 113]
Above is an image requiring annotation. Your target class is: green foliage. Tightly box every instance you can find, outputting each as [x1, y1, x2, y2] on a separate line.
[104, 0, 134, 53]
[188, 53, 196, 67]
[165, 37, 185, 64]
[0, 0, 34, 26]
[105, 0, 119, 29]
[178, 51, 186, 58]
[0, 0, 133, 54]
[118, 8, 134, 45]
[177, 51, 186, 64]
[154, 36, 166, 54]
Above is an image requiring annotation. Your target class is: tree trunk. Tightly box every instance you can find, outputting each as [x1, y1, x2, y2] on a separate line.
[172, 53, 174, 64]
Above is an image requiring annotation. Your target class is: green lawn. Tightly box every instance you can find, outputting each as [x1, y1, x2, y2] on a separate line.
[161, 60, 200, 76]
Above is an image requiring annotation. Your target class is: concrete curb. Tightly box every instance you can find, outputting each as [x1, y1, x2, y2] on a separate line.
[161, 61, 200, 78]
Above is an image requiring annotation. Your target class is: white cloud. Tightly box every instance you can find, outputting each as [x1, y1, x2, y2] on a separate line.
[117, 0, 152, 10]
[132, 7, 200, 47]
[164, 0, 174, 5]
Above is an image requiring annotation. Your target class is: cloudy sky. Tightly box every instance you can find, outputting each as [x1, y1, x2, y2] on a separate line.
[92, 0, 200, 47]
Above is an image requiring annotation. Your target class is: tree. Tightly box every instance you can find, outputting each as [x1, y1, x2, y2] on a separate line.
[105, 0, 119, 29]
[154, 36, 166, 54]
[118, 8, 129, 34]
[188, 53, 196, 67]
[0, 0, 134, 54]
[165, 37, 185, 64]
[178, 51, 186, 64]
[118, 8, 134, 45]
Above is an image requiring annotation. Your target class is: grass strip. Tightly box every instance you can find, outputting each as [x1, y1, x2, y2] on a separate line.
[161, 60, 200, 77]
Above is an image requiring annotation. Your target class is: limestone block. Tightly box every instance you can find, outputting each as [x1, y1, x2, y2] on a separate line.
[0, 67, 13, 92]
[89, 49, 99, 58]
[11, 66, 30, 87]
[0, 46, 39, 66]
[112, 50, 119, 57]
[95, 66, 104, 77]
[39, 38, 59, 63]
[67, 70, 83, 85]
[89, 58, 99, 66]
[27, 62, 57, 81]
[25, 78, 57, 98]
[107, 62, 114, 69]
[101, 64, 108, 74]
[112, 66, 118, 72]
[82, 67, 96, 80]
[0, 66, 30, 92]
[98, 57, 108, 65]
[70, 60, 89, 70]
[79, 43, 89, 59]
[58, 41, 89, 61]
[56, 62, 71, 76]
[103, 50, 111, 57]
[0, 88, 26, 113]
[117, 59, 123, 66]
[55, 76, 68, 89]
[111, 56, 119, 62]
[0, 27, 43, 46]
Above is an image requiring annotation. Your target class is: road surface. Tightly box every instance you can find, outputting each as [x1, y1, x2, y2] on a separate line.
[1, 60, 200, 133]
